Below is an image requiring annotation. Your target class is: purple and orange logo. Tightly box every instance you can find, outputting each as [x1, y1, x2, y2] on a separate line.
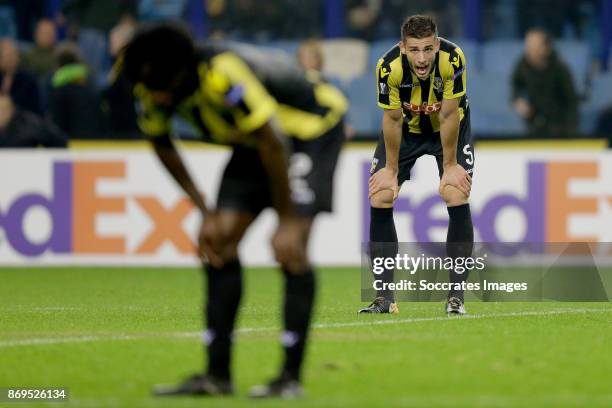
[362, 161, 608, 243]
[0, 161, 196, 256]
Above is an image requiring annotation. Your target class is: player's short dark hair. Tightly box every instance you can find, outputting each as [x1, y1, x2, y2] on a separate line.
[120, 23, 197, 90]
[401, 15, 438, 41]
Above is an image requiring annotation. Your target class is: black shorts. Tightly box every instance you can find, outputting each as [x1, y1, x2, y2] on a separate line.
[217, 121, 345, 217]
[370, 108, 474, 184]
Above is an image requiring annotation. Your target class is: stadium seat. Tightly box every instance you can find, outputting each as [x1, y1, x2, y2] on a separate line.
[78, 29, 109, 76]
[346, 75, 378, 134]
[326, 75, 349, 97]
[555, 40, 590, 95]
[267, 40, 300, 56]
[369, 39, 398, 70]
[0, 5, 16, 37]
[138, 0, 187, 21]
[320, 38, 369, 85]
[580, 73, 612, 133]
[448, 38, 480, 72]
[481, 40, 524, 78]
[469, 71, 525, 135]
[173, 116, 199, 140]
[587, 73, 612, 108]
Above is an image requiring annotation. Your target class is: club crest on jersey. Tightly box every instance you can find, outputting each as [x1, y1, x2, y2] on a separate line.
[379, 82, 389, 95]
[433, 77, 443, 92]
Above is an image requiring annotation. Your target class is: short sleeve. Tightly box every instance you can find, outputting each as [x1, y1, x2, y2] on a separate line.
[443, 47, 467, 100]
[133, 84, 172, 137]
[208, 52, 277, 134]
[376, 58, 401, 110]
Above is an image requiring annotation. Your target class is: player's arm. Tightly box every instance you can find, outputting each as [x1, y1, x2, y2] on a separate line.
[148, 134, 225, 267]
[213, 52, 302, 267]
[132, 83, 207, 215]
[249, 120, 307, 270]
[439, 97, 460, 170]
[439, 96, 470, 197]
[382, 108, 403, 176]
[369, 59, 402, 200]
[250, 121, 293, 219]
[440, 48, 471, 197]
[212, 53, 293, 218]
[149, 133, 208, 215]
[511, 64, 531, 119]
[368, 108, 403, 199]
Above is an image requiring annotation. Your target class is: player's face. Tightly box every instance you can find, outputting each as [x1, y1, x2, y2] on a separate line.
[401, 35, 439, 79]
[145, 68, 198, 109]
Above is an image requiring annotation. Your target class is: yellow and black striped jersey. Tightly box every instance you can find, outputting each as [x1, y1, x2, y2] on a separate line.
[134, 43, 348, 146]
[376, 37, 468, 134]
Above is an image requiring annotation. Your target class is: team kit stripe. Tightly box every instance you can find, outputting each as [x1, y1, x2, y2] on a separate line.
[375, 38, 467, 134]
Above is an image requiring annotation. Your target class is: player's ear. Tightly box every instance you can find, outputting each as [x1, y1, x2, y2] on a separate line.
[434, 37, 440, 53]
[398, 40, 405, 54]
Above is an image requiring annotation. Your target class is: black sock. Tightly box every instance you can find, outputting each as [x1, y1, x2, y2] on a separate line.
[447, 204, 474, 301]
[204, 259, 242, 381]
[281, 268, 316, 381]
[370, 207, 397, 302]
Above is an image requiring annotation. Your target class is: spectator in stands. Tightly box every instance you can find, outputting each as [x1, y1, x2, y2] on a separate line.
[296, 39, 356, 140]
[138, 0, 187, 21]
[61, 0, 137, 35]
[48, 42, 101, 139]
[0, 38, 42, 115]
[0, 93, 66, 147]
[511, 29, 578, 137]
[5, 0, 46, 41]
[21, 19, 58, 81]
[100, 20, 140, 139]
[297, 39, 323, 73]
[346, 0, 382, 40]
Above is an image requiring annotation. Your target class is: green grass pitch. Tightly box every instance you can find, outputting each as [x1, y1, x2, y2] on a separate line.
[1, 267, 611, 408]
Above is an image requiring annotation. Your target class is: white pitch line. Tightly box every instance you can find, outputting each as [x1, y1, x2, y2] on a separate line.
[0, 308, 610, 349]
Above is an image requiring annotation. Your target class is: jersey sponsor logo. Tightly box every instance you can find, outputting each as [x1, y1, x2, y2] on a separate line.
[399, 82, 420, 88]
[379, 82, 389, 95]
[403, 101, 442, 115]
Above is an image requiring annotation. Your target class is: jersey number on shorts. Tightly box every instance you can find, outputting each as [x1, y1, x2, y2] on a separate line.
[289, 153, 315, 205]
[463, 144, 474, 166]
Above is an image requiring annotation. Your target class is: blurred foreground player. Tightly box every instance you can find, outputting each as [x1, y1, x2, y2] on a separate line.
[119, 25, 347, 398]
[360, 15, 474, 315]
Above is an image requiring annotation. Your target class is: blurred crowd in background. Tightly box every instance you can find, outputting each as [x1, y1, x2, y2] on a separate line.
[0, 0, 611, 147]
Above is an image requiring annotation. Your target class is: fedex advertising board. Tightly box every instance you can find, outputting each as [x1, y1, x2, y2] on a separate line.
[0, 148, 610, 266]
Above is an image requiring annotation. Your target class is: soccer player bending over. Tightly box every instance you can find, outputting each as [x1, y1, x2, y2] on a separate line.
[360, 15, 474, 315]
[119, 24, 347, 398]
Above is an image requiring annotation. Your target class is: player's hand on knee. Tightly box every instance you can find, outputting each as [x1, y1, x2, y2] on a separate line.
[368, 167, 399, 200]
[198, 214, 224, 268]
[272, 217, 305, 273]
[439, 163, 471, 197]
